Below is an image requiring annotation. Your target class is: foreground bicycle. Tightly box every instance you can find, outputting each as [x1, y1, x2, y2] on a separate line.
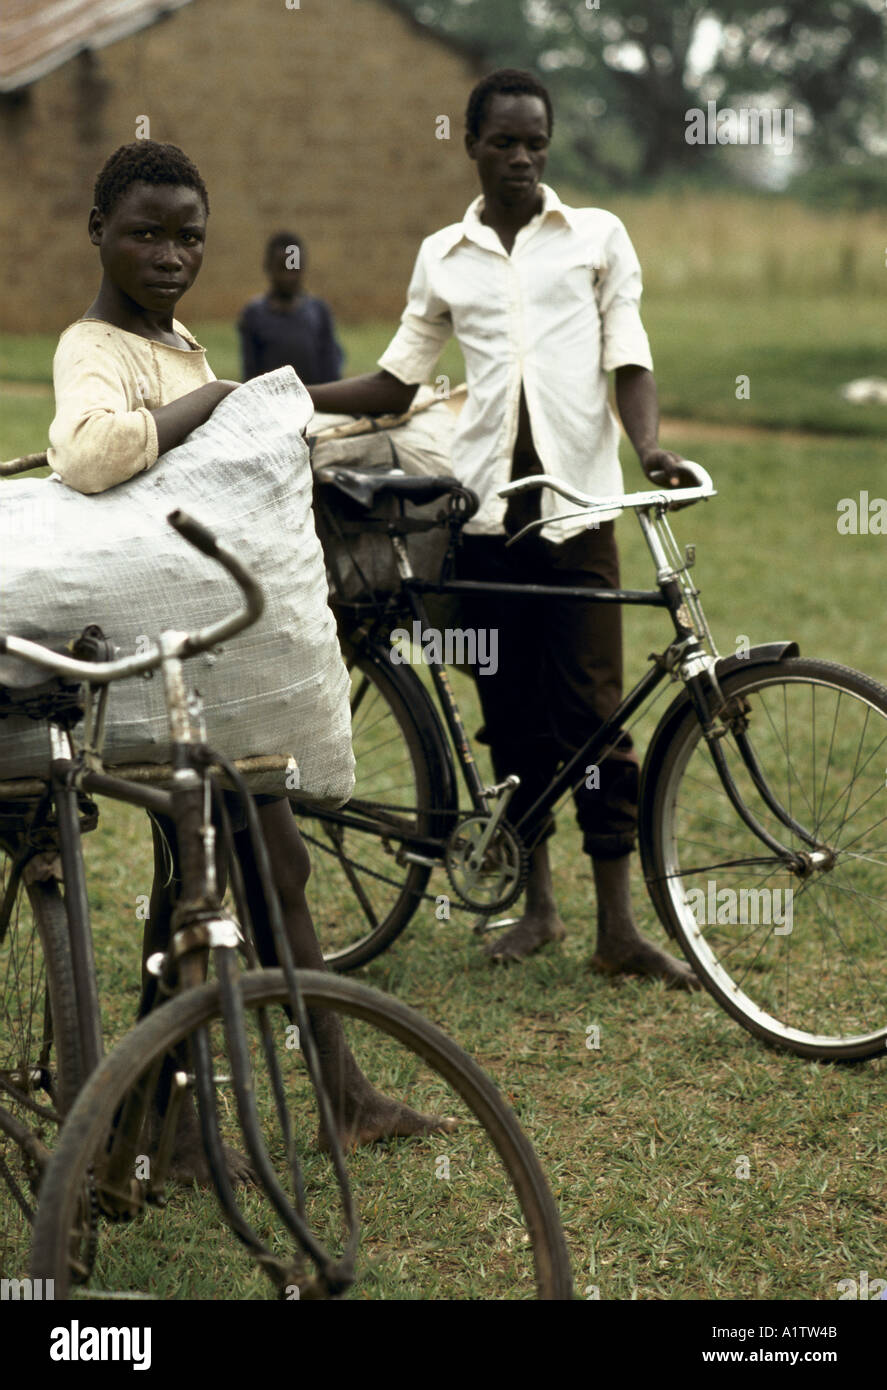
[302, 462, 887, 1062]
[0, 510, 571, 1298]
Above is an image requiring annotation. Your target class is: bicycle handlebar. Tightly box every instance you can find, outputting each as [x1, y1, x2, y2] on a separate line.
[498, 461, 716, 517]
[0, 511, 265, 685]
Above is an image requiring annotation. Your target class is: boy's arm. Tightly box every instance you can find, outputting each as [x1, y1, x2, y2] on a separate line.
[150, 381, 240, 456]
[49, 333, 237, 494]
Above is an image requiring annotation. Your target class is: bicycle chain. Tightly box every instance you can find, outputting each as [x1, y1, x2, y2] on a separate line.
[300, 827, 477, 913]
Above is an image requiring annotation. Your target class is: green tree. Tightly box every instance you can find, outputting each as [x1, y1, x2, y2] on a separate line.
[712, 0, 887, 164]
[392, 0, 887, 183]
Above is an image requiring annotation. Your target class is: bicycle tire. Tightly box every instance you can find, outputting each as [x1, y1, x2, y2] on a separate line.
[295, 642, 454, 972]
[641, 658, 887, 1060]
[0, 834, 83, 1264]
[31, 968, 573, 1300]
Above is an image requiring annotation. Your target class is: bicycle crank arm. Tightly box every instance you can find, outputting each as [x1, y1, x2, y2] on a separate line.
[472, 915, 520, 936]
[469, 775, 520, 864]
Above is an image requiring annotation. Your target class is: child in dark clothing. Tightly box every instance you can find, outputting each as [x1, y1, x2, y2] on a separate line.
[238, 232, 343, 384]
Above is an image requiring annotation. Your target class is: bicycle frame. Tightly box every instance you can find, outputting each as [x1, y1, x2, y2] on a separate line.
[325, 482, 813, 882]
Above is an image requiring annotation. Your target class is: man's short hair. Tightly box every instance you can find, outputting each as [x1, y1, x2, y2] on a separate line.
[264, 231, 304, 264]
[93, 141, 209, 217]
[465, 69, 554, 140]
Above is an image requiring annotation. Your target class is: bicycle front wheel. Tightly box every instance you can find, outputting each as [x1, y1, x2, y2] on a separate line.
[642, 658, 887, 1059]
[0, 826, 83, 1267]
[295, 643, 453, 972]
[31, 968, 573, 1299]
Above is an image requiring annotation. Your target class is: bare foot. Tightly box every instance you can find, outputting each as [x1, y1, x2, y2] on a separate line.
[318, 1086, 458, 1152]
[164, 1138, 257, 1188]
[147, 1099, 257, 1188]
[484, 910, 566, 964]
[590, 938, 701, 990]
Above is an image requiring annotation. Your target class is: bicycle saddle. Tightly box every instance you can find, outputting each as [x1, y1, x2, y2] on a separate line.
[316, 466, 475, 513]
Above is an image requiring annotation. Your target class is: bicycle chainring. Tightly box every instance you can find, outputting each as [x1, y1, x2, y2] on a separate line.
[444, 815, 527, 913]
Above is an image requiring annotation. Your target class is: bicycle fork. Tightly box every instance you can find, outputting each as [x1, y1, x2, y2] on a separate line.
[146, 641, 357, 1297]
[680, 664, 827, 874]
[639, 506, 825, 875]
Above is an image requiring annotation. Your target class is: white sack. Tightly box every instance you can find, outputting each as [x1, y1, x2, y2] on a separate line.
[0, 368, 355, 807]
[309, 390, 457, 599]
[309, 388, 457, 476]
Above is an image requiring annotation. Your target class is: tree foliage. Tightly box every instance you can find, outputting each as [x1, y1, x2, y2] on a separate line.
[393, 0, 887, 183]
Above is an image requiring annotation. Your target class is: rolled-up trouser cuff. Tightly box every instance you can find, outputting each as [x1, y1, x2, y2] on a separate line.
[582, 831, 637, 860]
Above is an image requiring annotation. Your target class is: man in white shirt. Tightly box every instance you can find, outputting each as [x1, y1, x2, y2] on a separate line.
[309, 69, 698, 987]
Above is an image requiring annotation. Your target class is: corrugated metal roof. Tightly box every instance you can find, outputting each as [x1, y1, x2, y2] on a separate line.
[0, 0, 195, 93]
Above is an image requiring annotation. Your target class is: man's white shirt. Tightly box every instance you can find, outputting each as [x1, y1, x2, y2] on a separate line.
[378, 184, 654, 541]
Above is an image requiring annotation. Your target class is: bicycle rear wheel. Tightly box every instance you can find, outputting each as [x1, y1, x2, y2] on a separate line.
[642, 658, 887, 1059]
[31, 968, 573, 1299]
[0, 822, 83, 1268]
[295, 643, 452, 972]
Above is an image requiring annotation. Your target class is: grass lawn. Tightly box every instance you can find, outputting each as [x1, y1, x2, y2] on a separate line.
[1, 296, 886, 1299]
[3, 287, 887, 456]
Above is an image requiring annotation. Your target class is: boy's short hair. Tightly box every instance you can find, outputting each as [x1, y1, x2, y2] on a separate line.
[264, 231, 304, 264]
[93, 141, 210, 217]
[465, 68, 554, 140]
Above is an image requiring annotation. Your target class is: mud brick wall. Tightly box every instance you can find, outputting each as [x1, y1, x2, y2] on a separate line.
[0, 0, 480, 331]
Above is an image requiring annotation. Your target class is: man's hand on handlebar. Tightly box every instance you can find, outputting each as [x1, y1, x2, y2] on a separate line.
[639, 447, 698, 491]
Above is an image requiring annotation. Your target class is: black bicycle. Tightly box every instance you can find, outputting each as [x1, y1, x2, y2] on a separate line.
[299, 462, 887, 1063]
[0, 509, 572, 1299]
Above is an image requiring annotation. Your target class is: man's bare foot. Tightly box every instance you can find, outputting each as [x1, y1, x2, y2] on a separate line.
[318, 1087, 458, 1152]
[590, 854, 701, 990]
[483, 910, 566, 963]
[480, 842, 565, 964]
[590, 938, 700, 990]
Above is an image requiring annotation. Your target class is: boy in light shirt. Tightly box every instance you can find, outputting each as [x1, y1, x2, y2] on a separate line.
[50, 140, 450, 1174]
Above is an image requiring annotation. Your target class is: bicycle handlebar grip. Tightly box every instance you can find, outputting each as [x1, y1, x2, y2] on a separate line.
[167, 509, 220, 558]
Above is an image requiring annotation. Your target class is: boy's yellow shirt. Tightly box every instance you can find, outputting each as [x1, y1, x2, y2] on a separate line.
[48, 318, 215, 494]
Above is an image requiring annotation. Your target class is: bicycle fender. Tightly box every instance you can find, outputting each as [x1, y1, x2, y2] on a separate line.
[713, 640, 800, 683]
[362, 641, 459, 838]
[637, 640, 799, 936]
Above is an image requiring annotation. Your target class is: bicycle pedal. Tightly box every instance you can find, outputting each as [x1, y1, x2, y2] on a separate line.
[472, 915, 520, 935]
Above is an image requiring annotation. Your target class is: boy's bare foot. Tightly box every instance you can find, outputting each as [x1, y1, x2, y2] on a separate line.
[164, 1137, 258, 1188]
[318, 1086, 458, 1151]
[147, 1097, 257, 1188]
[484, 909, 566, 963]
